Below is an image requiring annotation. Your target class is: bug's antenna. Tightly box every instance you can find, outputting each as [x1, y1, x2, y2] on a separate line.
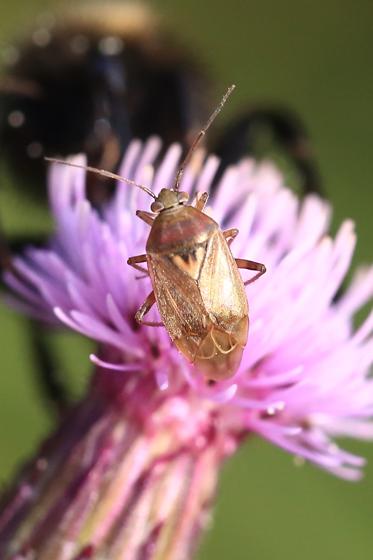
[45, 157, 157, 199]
[173, 84, 236, 191]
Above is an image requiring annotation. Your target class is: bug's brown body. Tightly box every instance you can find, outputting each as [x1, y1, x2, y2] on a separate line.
[49, 85, 266, 382]
[146, 205, 249, 380]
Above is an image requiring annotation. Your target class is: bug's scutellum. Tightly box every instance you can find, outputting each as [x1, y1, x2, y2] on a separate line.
[47, 85, 266, 381]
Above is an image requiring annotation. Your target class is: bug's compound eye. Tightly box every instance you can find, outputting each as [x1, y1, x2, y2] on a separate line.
[150, 200, 164, 213]
[178, 191, 189, 204]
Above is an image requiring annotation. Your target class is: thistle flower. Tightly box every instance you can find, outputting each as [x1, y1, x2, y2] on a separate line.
[1, 137, 373, 558]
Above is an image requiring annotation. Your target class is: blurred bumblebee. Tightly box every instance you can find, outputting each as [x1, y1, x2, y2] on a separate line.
[0, 2, 322, 413]
[0, 3, 211, 206]
[0, 2, 321, 203]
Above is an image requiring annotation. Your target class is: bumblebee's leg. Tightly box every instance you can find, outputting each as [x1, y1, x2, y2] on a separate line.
[0, 231, 48, 271]
[223, 228, 239, 246]
[135, 291, 163, 327]
[0, 231, 71, 416]
[127, 254, 149, 275]
[193, 192, 209, 212]
[136, 210, 154, 226]
[29, 321, 70, 416]
[236, 258, 266, 285]
[213, 108, 322, 196]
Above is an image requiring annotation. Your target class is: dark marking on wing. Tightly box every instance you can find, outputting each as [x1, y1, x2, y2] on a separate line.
[168, 241, 208, 280]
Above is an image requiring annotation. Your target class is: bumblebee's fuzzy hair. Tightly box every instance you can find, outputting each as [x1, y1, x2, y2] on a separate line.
[0, 2, 210, 203]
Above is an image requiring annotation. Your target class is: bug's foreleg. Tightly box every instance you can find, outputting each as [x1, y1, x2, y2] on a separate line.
[136, 210, 155, 226]
[193, 192, 209, 212]
[135, 291, 164, 327]
[236, 258, 266, 285]
[127, 254, 149, 275]
[223, 228, 239, 246]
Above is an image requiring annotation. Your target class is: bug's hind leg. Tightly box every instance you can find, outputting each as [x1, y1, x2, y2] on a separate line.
[223, 228, 239, 246]
[127, 254, 149, 275]
[136, 210, 155, 226]
[236, 258, 266, 285]
[135, 291, 164, 327]
[193, 192, 209, 212]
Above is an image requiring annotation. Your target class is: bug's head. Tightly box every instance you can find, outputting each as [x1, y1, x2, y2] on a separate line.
[150, 188, 189, 213]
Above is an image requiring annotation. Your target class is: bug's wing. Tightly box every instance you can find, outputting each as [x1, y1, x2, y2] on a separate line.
[198, 230, 248, 336]
[148, 232, 249, 380]
[148, 252, 208, 346]
[190, 230, 249, 379]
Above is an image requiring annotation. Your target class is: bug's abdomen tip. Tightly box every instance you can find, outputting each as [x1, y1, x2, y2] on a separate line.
[176, 319, 248, 382]
[194, 343, 245, 382]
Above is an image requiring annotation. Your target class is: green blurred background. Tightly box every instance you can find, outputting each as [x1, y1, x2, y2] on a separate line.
[1, 1, 373, 559]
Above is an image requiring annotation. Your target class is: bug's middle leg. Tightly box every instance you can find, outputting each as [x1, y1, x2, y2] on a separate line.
[223, 228, 239, 246]
[127, 254, 149, 275]
[135, 291, 164, 327]
[236, 258, 266, 285]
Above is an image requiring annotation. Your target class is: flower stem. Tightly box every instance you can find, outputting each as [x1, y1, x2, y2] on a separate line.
[0, 370, 222, 560]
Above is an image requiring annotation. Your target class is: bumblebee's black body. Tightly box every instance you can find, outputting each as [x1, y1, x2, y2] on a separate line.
[0, 5, 208, 204]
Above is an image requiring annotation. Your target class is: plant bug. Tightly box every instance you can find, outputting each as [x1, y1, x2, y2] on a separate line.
[47, 85, 266, 382]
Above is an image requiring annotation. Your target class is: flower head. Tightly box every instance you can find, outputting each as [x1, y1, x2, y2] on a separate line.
[6, 136, 373, 480]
